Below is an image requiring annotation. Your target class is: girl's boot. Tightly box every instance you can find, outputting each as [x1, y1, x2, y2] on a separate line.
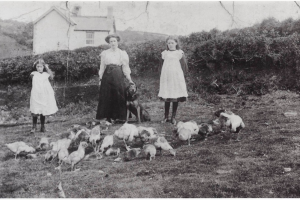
[162, 102, 170, 123]
[171, 102, 178, 125]
[40, 114, 46, 132]
[31, 116, 37, 133]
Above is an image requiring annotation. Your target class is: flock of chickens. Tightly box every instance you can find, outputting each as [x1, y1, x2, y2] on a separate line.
[5, 109, 245, 172]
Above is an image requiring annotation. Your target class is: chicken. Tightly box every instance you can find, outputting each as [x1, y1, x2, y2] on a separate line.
[215, 110, 245, 141]
[86, 121, 96, 129]
[124, 147, 141, 162]
[137, 126, 158, 142]
[58, 147, 69, 164]
[71, 124, 90, 132]
[44, 149, 58, 162]
[100, 120, 112, 130]
[6, 141, 36, 160]
[74, 129, 90, 141]
[89, 125, 101, 152]
[26, 153, 37, 159]
[100, 135, 114, 153]
[68, 129, 90, 147]
[50, 138, 72, 152]
[36, 137, 50, 151]
[147, 136, 176, 156]
[198, 123, 213, 140]
[63, 141, 88, 171]
[143, 144, 156, 161]
[105, 147, 120, 156]
[175, 121, 200, 146]
[114, 123, 139, 147]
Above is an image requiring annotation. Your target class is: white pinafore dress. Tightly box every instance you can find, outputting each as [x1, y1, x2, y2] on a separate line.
[30, 71, 58, 115]
[158, 50, 188, 101]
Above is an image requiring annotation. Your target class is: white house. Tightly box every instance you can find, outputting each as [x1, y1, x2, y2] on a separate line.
[33, 6, 116, 55]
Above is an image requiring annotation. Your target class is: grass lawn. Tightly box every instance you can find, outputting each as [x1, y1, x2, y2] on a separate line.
[1, 90, 300, 198]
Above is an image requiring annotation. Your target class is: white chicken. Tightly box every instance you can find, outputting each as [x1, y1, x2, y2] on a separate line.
[50, 138, 72, 152]
[147, 136, 176, 156]
[215, 110, 245, 141]
[175, 121, 200, 146]
[105, 147, 120, 156]
[62, 141, 88, 171]
[89, 125, 101, 152]
[100, 135, 114, 153]
[114, 123, 139, 147]
[36, 137, 50, 150]
[143, 144, 156, 161]
[58, 147, 69, 164]
[137, 126, 158, 142]
[6, 141, 36, 160]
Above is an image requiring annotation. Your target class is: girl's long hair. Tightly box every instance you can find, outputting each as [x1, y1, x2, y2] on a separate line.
[166, 36, 181, 50]
[33, 58, 47, 72]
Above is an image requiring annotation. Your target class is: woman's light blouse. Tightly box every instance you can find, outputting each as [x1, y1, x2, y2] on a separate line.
[98, 48, 131, 79]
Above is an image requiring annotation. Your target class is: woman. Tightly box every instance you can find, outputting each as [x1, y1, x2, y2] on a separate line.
[96, 34, 134, 123]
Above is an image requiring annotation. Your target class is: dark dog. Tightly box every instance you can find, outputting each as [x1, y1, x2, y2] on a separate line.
[125, 83, 151, 123]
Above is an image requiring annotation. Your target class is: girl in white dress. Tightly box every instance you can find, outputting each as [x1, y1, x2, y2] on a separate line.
[158, 36, 188, 124]
[30, 59, 58, 133]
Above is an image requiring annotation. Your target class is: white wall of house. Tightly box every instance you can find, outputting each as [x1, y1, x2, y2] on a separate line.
[33, 10, 71, 55]
[69, 31, 109, 50]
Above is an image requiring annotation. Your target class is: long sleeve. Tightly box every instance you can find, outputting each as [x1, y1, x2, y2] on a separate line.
[121, 50, 131, 78]
[180, 53, 188, 74]
[99, 51, 106, 79]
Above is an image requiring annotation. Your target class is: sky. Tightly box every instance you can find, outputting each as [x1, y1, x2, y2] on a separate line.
[0, 1, 300, 36]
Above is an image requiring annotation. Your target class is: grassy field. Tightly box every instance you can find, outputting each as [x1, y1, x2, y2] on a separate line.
[1, 90, 300, 198]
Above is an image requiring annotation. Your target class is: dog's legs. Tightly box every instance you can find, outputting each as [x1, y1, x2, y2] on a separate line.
[126, 105, 130, 123]
[137, 106, 141, 123]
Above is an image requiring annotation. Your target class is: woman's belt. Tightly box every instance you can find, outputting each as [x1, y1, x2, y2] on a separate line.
[106, 64, 122, 74]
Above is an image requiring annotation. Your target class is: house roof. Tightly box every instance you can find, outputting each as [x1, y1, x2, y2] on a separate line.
[33, 6, 114, 32]
[33, 6, 76, 25]
[71, 16, 112, 31]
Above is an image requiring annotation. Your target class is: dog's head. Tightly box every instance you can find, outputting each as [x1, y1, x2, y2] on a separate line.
[127, 82, 137, 96]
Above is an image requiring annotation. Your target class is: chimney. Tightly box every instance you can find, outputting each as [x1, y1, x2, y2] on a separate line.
[107, 6, 113, 19]
[72, 5, 81, 16]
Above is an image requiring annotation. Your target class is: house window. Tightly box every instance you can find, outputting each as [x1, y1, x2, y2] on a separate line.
[86, 32, 94, 45]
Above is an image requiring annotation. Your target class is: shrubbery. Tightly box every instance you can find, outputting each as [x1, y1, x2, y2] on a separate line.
[2, 17, 300, 96]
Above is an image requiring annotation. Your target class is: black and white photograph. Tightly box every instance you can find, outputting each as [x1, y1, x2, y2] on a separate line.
[1, 0, 300, 198]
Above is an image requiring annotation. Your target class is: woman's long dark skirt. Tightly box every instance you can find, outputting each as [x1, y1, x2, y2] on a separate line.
[96, 64, 127, 121]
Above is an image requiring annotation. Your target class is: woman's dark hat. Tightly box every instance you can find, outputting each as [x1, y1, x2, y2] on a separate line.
[105, 34, 121, 43]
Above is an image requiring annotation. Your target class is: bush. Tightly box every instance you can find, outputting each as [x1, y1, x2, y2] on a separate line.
[3, 17, 300, 96]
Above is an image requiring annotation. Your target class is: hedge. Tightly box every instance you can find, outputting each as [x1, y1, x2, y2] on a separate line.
[2, 17, 300, 95]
